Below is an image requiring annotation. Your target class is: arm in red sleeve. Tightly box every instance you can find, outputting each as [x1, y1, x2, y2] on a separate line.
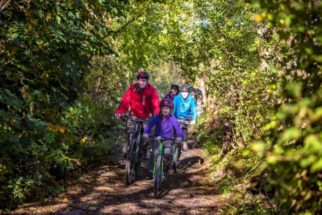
[115, 86, 132, 114]
[151, 87, 160, 116]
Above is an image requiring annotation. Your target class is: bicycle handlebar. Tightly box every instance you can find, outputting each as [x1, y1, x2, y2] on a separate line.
[120, 115, 129, 122]
[131, 118, 149, 122]
[154, 136, 175, 142]
[119, 115, 149, 123]
[177, 119, 191, 125]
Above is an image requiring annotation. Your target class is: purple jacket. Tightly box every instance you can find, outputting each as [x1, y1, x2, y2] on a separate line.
[144, 115, 183, 139]
[163, 92, 178, 101]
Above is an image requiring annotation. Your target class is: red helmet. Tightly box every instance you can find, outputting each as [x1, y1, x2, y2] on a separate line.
[137, 69, 149, 80]
[160, 98, 173, 109]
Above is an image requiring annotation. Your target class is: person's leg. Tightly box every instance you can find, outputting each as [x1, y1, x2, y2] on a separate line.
[182, 124, 189, 151]
[174, 138, 182, 163]
[164, 140, 175, 172]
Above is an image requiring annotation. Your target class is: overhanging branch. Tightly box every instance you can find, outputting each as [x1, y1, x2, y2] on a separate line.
[111, 10, 146, 36]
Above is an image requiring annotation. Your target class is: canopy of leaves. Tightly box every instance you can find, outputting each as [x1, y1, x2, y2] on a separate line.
[1, 0, 321, 213]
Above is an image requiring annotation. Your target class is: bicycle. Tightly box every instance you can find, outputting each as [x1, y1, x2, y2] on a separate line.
[176, 118, 191, 158]
[153, 136, 177, 198]
[121, 115, 147, 185]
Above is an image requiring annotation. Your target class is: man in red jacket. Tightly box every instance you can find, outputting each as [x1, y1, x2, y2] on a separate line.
[115, 69, 160, 156]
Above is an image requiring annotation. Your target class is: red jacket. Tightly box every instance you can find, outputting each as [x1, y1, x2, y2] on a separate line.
[116, 83, 160, 118]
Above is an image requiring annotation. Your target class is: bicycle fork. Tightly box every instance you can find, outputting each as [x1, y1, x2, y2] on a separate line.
[153, 142, 165, 177]
[134, 123, 142, 163]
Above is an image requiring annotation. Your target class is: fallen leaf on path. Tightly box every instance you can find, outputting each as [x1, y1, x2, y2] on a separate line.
[62, 197, 70, 203]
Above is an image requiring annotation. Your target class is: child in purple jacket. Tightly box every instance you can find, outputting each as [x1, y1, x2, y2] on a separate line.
[143, 98, 183, 178]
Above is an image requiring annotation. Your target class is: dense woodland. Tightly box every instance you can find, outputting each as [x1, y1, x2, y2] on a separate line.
[0, 0, 321, 214]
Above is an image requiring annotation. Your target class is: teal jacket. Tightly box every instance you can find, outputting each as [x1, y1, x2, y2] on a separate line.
[172, 94, 197, 121]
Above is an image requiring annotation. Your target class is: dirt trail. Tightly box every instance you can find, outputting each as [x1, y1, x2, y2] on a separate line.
[10, 147, 225, 215]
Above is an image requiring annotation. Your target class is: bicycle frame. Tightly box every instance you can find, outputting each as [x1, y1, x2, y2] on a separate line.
[127, 117, 148, 159]
[123, 116, 148, 185]
[152, 136, 178, 198]
[153, 137, 165, 175]
[153, 136, 165, 198]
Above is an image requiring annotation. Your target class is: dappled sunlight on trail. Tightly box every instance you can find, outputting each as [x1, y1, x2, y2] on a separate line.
[11, 148, 225, 215]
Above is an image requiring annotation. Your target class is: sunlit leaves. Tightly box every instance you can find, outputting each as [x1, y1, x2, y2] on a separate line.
[245, 0, 322, 213]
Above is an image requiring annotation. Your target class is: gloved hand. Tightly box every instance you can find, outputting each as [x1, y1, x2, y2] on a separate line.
[190, 120, 196, 125]
[175, 137, 183, 143]
[115, 113, 121, 120]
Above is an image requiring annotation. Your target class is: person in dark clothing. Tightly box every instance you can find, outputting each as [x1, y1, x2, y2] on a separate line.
[163, 83, 180, 101]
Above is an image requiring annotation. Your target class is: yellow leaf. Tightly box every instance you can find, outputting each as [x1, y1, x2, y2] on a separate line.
[253, 14, 263, 23]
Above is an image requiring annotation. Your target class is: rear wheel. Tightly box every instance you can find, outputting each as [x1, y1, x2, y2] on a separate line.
[153, 154, 163, 198]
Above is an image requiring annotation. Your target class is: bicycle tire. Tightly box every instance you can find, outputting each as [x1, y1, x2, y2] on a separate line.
[136, 127, 142, 161]
[134, 124, 142, 175]
[154, 154, 163, 198]
[125, 136, 136, 185]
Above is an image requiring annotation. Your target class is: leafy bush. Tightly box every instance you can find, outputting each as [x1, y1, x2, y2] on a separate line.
[180, 0, 321, 214]
[194, 0, 322, 214]
[0, 0, 130, 209]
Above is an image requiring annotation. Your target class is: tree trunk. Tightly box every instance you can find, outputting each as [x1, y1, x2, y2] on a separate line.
[198, 75, 207, 108]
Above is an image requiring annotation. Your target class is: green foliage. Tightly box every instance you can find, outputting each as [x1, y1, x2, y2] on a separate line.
[245, 0, 322, 213]
[174, 0, 322, 214]
[1, 0, 321, 213]
[193, 0, 322, 214]
[221, 192, 272, 215]
[150, 61, 184, 97]
[0, 0, 131, 209]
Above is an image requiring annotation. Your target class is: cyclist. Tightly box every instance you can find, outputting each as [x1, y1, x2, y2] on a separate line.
[190, 87, 204, 117]
[172, 84, 197, 151]
[115, 69, 160, 157]
[143, 98, 183, 178]
[163, 83, 180, 101]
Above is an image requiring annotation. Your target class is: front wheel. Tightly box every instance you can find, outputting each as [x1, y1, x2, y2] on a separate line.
[125, 160, 136, 185]
[153, 154, 163, 199]
[125, 138, 136, 185]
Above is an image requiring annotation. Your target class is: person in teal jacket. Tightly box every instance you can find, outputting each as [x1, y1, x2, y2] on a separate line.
[172, 84, 197, 151]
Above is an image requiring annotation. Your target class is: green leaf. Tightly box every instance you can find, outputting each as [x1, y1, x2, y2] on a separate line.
[300, 155, 316, 168]
[311, 158, 322, 173]
[280, 127, 301, 143]
[304, 135, 322, 152]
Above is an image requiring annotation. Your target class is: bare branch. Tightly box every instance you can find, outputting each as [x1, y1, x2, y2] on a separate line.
[0, 0, 12, 12]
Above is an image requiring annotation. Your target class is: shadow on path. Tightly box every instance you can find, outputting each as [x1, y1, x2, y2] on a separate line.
[11, 149, 225, 215]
